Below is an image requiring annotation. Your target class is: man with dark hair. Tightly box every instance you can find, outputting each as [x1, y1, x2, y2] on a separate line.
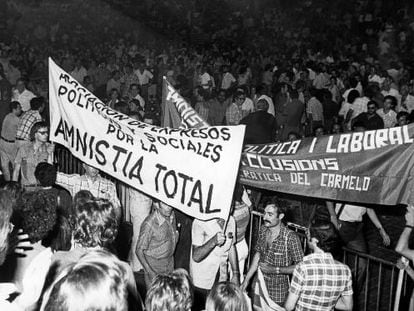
[285, 220, 353, 311]
[242, 198, 304, 307]
[352, 100, 384, 130]
[0, 101, 22, 180]
[15, 97, 45, 147]
[13, 122, 54, 187]
[239, 99, 277, 144]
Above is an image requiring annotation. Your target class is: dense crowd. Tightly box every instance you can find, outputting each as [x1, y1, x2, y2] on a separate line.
[1, 0, 414, 310]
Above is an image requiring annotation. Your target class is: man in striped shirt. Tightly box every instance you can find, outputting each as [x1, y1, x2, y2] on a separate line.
[285, 220, 353, 311]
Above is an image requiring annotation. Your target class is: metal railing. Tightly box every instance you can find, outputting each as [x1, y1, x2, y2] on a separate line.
[246, 210, 410, 311]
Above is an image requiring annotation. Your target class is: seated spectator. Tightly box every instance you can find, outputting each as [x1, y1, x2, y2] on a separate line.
[205, 282, 250, 311]
[41, 249, 143, 311]
[145, 268, 193, 311]
[352, 100, 384, 130]
[396, 111, 410, 127]
[377, 95, 397, 128]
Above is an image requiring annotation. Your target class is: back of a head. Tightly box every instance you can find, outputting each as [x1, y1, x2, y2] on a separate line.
[41, 249, 128, 311]
[30, 96, 44, 111]
[145, 269, 193, 311]
[347, 89, 360, 104]
[205, 282, 249, 311]
[73, 198, 118, 248]
[309, 219, 339, 254]
[35, 162, 57, 187]
[19, 190, 57, 244]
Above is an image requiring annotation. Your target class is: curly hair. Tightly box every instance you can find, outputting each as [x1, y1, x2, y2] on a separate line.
[145, 269, 193, 311]
[41, 249, 128, 311]
[206, 282, 249, 311]
[73, 198, 118, 248]
[19, 190, 57, 244]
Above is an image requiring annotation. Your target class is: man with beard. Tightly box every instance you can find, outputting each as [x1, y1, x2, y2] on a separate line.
[242, 198, 304, 307]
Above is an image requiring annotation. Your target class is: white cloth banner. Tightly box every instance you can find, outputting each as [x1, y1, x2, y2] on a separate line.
[48, 58, 245, 220]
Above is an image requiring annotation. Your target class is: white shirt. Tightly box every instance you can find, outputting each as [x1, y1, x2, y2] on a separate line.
[70, 66, 88, 84]
[399, 94, 414, 113]
[134, 69, 153, 86]
[12, 89, 36, 112]
[190, 217, 236, 289]
[199, 72, 212, 89]
[335, 204, 366, 222]
[377, 109, 397, 128]
[221, 72, 236, 90]
[241, 97, 254, 114]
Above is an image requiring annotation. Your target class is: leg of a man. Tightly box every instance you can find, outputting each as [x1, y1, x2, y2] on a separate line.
[128, 189, 152, 272]
[345, 223, 367, 294]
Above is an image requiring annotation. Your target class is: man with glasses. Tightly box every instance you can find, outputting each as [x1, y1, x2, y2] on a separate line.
[13, 121, 54, 188]
[226, 90, 249, 125]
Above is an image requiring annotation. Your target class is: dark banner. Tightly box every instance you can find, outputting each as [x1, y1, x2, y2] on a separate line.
[239, 125, 414, 205]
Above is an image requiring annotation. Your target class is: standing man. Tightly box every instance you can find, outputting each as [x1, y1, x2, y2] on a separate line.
[326, 201, 390, 294]
[13, 121, 54, 188]
[55, 162, 121, 220]
[12, 78, 36, 112]
[0, 101, 22, 180]
[284, 220, 353, 311]
[136, 201, 178, 289]
[242, 198, 304, 307]
[190, 216, 239, 309]
[15, 97, 44, 149]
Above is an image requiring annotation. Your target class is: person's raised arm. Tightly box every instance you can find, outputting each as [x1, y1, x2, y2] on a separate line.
[192, 232, 225, 263]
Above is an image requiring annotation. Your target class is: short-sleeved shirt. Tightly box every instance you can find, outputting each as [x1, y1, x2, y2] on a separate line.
[55, 173, 121, 210]
[289, 252, 353, 311]
[377, 108, 397, 128]
[190, 217, 236, 289]
[306, 97, 324, 122]
[335, 204, 366, 222]
[255, 225, 304, 305]
[226, 103, 244, 125]
[136, 211, 177, 274]
[15, 142, 50, 186]
[1, 113, 20, 141]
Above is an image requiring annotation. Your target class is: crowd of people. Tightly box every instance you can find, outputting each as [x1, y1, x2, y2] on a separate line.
[0, 0, 414, 310]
